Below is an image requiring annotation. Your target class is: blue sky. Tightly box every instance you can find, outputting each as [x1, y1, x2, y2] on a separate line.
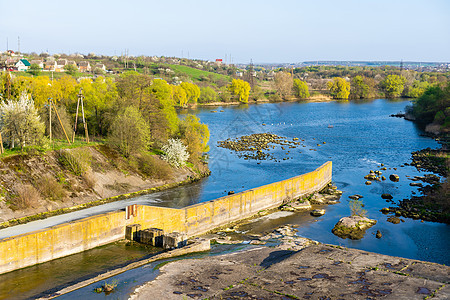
[1, 0, 449, 63]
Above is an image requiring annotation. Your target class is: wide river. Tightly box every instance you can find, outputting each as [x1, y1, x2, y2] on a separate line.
[175, 99, 449, 264]
[1, 99, 449, 299]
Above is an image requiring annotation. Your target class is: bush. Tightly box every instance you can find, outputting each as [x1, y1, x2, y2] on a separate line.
[349, 199, 367, 217]
[37, 175, 66, 201]
[161, 139, 189, 168]
[137, 153, 173, 180]
[12, 184, 40, 209]
[58, 148, 91, 176]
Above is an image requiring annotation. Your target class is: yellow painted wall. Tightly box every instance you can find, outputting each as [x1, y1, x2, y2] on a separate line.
[0, 161, 331, 275]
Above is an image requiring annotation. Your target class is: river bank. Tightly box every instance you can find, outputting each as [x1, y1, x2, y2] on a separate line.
[0, 144, 209, 228]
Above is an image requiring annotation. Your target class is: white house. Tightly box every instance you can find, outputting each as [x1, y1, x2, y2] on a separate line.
[15, 59, 30, 71]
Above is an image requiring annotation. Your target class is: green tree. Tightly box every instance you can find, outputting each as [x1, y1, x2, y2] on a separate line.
[327, 77, 350, 99]
[228, 79, 251, 103]
[410, 83, 450, 126]
[293, 79, 310, 98]
[179, 115, 210, 165]
[199, 86, 217, 103]
[381, 75, 406, 98]
[108, 106, 150, 158]
[64, 64, 78, 76]
[180, 82, 200, 104]
[406, 80, 430, 98]
[28, 64, 41, 76]
[350, 75, 370, 99]
[172, 85, 188, 107]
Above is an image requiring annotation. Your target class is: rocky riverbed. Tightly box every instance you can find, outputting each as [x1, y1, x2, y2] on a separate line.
[217, 133, 323, 161]
[381, 147, 449, 223]
[129, 226, 450, 300]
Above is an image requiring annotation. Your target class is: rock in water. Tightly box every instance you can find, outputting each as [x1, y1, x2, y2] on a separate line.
[332, 216, 377, 240]
[381, 193, 393, 200]
[376, 230, 382, 239]
[389, 174, 400, 182]
[310, 209, 325, 217]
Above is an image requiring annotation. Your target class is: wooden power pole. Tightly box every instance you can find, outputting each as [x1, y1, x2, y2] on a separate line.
[73, 89, 89, 143]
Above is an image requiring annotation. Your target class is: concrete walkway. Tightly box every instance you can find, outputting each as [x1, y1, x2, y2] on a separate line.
[130, 243, 449, 299]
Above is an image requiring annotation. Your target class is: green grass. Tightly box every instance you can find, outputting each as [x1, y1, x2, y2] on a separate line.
[165, 64, 231, 83]
[0, 138, 101, 158]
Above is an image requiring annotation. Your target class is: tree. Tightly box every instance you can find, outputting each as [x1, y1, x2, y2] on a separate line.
[327, 77, 350, 99]
[161, 138, 189, 168]
[172, 85, 188, 107]
[381, 75, 406, 98]
[28, 64, 41, 76]
[179, 115, 210, 164]
[410, 82, 450, 126]
[274, 72, 293, 99]
[228, 79, 251, 103]
[180, 82, 200, 104]
[350, 75, 371, 99]
[108, 106, 150, 158]
[199, 86, 217, 103]
[64, 64, 78, 76]
[0, 93, 45, 149]
[405, 80, 430, 98]
[293, 79, 310, 98]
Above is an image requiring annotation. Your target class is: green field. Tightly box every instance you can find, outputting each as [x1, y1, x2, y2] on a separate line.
[166, 64, 231, 83]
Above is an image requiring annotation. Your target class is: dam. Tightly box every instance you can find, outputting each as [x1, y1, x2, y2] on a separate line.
[0, 161, 332, 275]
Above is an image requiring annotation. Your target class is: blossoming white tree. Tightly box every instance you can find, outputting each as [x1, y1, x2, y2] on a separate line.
[161, 138, 189, 168]
[0, 93, 45, 149]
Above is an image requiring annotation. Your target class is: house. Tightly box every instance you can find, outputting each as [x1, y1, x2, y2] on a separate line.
[44, 61, 57, 72]
[94, 63, 106, 71]
[215, 59, 223, 65]
[15, 59, 30, 71]
[55, 59, 68, 72]
[78, 61, 91, 72]
[235, 71, 243, 77]
[30, 60, 44, 69]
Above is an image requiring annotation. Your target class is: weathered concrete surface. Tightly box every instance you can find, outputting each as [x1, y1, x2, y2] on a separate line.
[0, 162, 332, 275]
[130, 244, 449, 300]
[36, 237, 211, 300]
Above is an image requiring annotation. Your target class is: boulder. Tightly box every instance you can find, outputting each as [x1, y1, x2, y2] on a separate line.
[390, 174, 400, 182]
[310, 209, 325, 217]
[387, 216, 401, 224]
[381, 193, 393, 200]
[332, 216, 377, 240]
[365, 181, 372, 185]
[376, 230, 382, 239]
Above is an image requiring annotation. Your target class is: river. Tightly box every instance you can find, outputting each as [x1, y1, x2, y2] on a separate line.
[0, 99, 448, 299]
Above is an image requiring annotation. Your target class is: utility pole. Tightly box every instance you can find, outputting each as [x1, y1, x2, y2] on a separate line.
[17, 36, 20, 54]
[49, 98, 52, 144]
[73, 89, 90, 143]
[247, 59, 255, 88]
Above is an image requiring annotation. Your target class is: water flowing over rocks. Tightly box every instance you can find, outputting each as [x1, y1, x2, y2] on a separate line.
[217, 133, 311, 161]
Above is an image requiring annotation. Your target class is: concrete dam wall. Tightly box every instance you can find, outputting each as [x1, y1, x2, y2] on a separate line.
[0, 161, 332, 275]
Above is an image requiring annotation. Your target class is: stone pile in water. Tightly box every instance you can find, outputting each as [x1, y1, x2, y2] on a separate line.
[217, 133, 304, 161]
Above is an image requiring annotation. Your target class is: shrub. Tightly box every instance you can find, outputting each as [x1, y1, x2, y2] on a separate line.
[37, 175, 66, 201]
[349, 199, 367, 217]
[58, 148, 91, 176]
[161, 139, 189, 168]
[137, 153, 173, 180]
[12, 184, 40, 209]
